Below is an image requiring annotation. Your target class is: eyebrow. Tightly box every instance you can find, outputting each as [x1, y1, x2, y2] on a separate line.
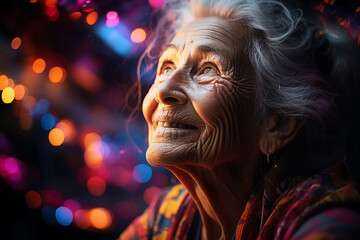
[165, 43, 222, 57]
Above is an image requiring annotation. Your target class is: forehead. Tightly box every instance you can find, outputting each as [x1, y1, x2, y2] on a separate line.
[163, 17, 247, 59]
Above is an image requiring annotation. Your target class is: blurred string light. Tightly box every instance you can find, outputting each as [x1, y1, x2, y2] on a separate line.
[89, 207, 112, 230]
[11, 37, 21, 50]
[33, 58, 46, 73]
[55, 206, 73, 226]
[95, 22, 132, 56]
[25, 190, 42, 209]
[133, 164, 152, 183]
[87, 176, 106, 196]
[86, 11, 98, 25]
[41, 113, 57, 130]
[0, 75, 8, 90]
[49, 66, 66, 83]
[106, 11, 119, 27]
[131, 28, 146, 43]
[48, 128, 65, 146]
[2, 87, 15, 104]
[70, 11, 82, 20]
[14, 84, 26, 100]
[148, 0, 165, 9]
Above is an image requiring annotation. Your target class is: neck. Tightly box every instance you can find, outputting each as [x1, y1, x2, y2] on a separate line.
[167, 156, 260, 240]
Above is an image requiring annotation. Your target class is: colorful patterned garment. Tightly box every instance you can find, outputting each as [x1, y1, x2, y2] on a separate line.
[120, 163, 360, 239]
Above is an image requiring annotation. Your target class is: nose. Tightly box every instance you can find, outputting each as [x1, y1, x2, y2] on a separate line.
[155, 70, 188, 105]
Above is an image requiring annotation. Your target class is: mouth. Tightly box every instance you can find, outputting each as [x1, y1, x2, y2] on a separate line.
[157, 121, 197, 129]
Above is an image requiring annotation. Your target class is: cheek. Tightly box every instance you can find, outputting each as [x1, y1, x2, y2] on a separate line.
[142, 84, 158, 124]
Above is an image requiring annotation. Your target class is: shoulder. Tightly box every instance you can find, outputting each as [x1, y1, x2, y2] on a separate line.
[291, 206, 360, 239]
[262, 163, 360, 239]
[119, 184, 191, 240]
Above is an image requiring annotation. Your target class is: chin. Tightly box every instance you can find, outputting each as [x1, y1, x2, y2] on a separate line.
[145, 144, 196, 167]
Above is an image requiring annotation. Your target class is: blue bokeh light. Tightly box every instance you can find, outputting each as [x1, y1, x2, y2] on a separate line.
[42, 206, 56, 225]
[133, 164, 152, 183]
[33, 98, 50, 117]
[95, 22, 133, 56]
[55, 206, 73, 226]
[41, 113, 56, 130]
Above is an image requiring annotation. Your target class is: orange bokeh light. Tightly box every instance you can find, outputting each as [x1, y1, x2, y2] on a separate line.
[89, 208, 112, 230]
[83, 132, 101, 148]
[70, 11, 81, 20]
[0, 75, 9, 90]
[44, 0, 57, 6]
[87, 176, 106, 196]
[25, 190, 42, 209]
[11, 37, 21, 50]
[143, 186, 161, 205]
[49, 128, 65, 146]
[49, 66, 66, 83]
[74, 209, 91, 229]
[86, 12, 98, 25]
[14, 84, 26, 100]
[32, 58, 46, 73]
[56, 120, 75, 142]
[130, 28, 146, 43]
[84, 146, 103, 168]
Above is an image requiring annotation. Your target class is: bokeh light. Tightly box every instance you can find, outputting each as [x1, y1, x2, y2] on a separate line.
[106, 11, 119, 27]
[143, 186, 161, 205]
[0, 75, 8, 90]
[133, 164, 152, 183]
[89, 208, 112, 230]
[49, 66, 66, 83]
[87, 176, 106, 196]
[44, 0, 57, 7]
[48, 128, 65, 146]
[63, 199, 81, 213]
[55, 206, 73, 226]
[130, 28, 146, 43]
[33, 98, 50, 116]
[70, 11, 82, 20]
[14, 84, 26, 100]
[148, 0, 165, 9]
[84, 144, 103, 168]
[56, 120, 76, 143]
[25, 190, 42, 209]
[1, 87, 15, 104]
[86, 11, 98, 25]
[74, 209, 91, 229]
[11, 37, 21, 49]
[83, 132, 101, 148]
[116, 200, 138, 220]
[32, 58, 46, 73]
[41, 113, 56, 130]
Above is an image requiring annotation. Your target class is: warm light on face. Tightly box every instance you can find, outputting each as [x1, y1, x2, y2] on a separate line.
[131, 28, 146, 43]
[2, 87, 15, 104]
[49, 128, 65, 146]
[86, 11, 98, 25]
[49, 66, 66, 83]
[11, 37, 22, 50]
[89, 208, 112, 229]
[33, 58, 46, 73]
[14, 84, 26, 100]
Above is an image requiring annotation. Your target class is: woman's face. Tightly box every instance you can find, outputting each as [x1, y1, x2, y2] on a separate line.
[143, 17, 260, 167]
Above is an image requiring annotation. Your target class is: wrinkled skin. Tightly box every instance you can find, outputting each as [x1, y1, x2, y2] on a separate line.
[143, 17, 260, 168]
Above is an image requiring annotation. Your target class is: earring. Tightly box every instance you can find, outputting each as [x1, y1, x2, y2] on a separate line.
[266, 153, 270, 163]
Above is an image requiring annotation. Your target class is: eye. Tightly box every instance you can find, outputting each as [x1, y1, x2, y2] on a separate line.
[163, 67, 174, 75]
[199, 63, 219, 75]
[203, 67, 216, 74]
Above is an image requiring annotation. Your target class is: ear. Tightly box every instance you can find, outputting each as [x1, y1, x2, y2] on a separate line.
[259, 115, 305, 155]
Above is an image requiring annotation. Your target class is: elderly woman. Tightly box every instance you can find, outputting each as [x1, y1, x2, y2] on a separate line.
[121, 0, 360, 239]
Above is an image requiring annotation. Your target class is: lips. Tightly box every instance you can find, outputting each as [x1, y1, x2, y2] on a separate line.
[157, 121, 197, 129]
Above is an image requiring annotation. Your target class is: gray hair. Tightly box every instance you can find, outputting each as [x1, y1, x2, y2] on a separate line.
[143, 0, 333, 125]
